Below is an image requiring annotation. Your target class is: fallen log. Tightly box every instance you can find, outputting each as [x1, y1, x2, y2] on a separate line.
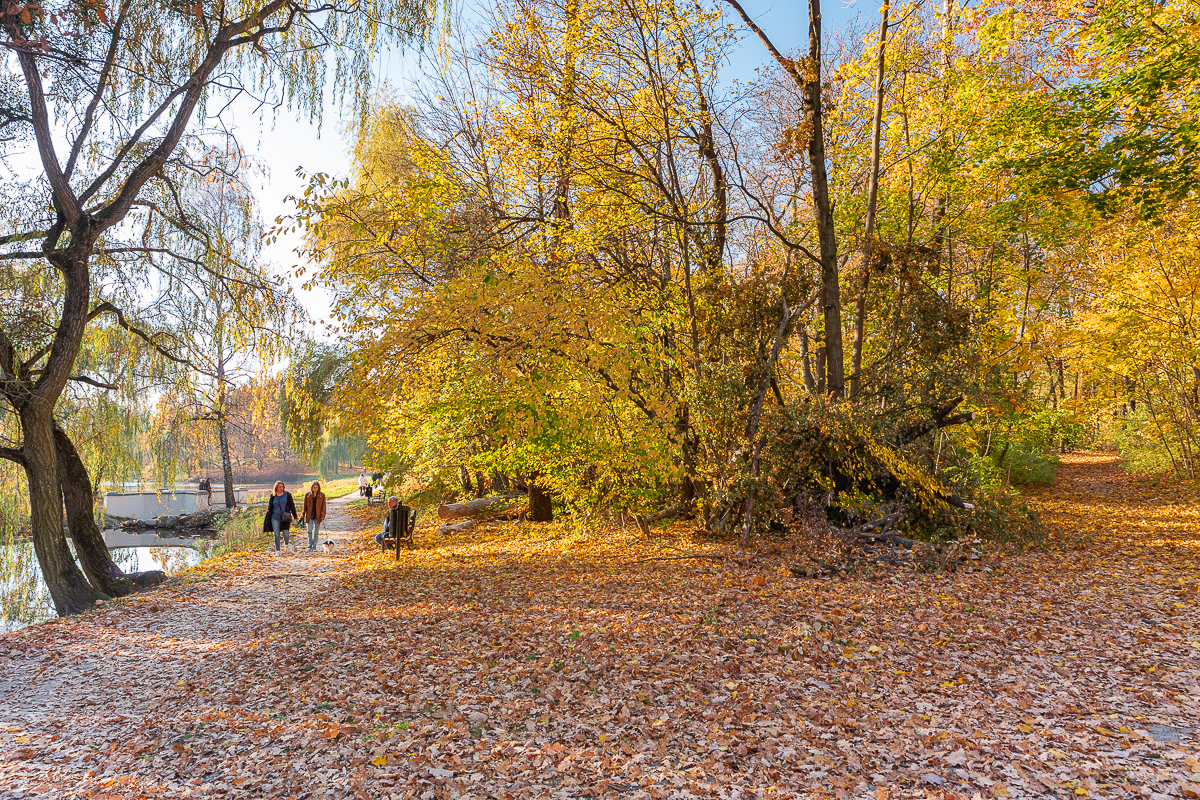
[438, 520, 476, 535]
[937, 493, 975, 510]
[437, 494, 522, 520]
[180, 510, 226, 529]
[862, 512, 903, 532]
[645, 504, 684, 523]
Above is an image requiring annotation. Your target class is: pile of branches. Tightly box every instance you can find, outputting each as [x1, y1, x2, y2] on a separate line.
[788, 511, 985, 577]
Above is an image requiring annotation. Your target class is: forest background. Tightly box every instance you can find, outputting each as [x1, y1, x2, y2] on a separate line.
[0, 0, 1197, 613]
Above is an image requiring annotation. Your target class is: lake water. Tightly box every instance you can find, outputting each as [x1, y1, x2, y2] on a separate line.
[0, 530, 213, 630]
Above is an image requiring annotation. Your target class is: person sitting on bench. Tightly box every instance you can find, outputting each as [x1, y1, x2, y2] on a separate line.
[374, 496, 400, 547]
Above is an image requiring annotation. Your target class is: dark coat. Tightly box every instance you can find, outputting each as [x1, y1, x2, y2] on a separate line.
[262, 492, 298, 533]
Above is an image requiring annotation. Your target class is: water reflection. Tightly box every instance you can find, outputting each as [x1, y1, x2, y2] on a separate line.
[0, 534, 48, 632]
[0, 530, 211, 629]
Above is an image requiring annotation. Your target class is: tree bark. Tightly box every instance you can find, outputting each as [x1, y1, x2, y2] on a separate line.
[55, 422, 165, 596]
[528, 480, 554, 523]
[553, 0, 578, 224]
[741, 296, 794, 549]
[217, 420, 236, 509]
[0, 1, 329, 616]
[676, 406, 700, 512]
[716, 0, 840, 398]
[799, 322, 816, 393]
[21, 404, 107, 615]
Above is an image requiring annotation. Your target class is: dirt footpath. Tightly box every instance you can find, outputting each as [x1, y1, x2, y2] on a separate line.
[0, 493, 369, 799]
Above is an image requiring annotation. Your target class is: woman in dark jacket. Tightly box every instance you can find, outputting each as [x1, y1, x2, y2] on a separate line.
[263, 481, 298, 555]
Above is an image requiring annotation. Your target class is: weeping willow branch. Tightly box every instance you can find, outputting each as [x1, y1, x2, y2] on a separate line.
[86, 301, 199, 370]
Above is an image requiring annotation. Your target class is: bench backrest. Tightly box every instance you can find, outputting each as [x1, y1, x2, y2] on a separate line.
[387, 504, 417, 537]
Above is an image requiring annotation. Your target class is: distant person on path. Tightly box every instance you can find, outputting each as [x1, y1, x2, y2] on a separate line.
[359, 472, 370, 498]
[374, 495, 400, 547]
[262, 481, 298, 555]
[302, 481, 327, 552]
[198, 476, 212, 503]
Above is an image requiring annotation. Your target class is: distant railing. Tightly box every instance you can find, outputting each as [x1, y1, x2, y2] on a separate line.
[104, 487, 249, 519]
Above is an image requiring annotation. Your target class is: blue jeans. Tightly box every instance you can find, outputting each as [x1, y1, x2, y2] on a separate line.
[307, 519, 321, 551]
[272, 518, 289, 551]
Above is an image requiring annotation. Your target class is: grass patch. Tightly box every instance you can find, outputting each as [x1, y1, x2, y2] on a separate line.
[315, 476, 361, 499]
[212, 503, 271, 557]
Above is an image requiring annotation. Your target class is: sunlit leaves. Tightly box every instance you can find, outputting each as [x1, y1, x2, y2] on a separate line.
[979, 0, 1200, 217]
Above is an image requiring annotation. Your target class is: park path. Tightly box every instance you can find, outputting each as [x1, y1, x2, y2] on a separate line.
[0, 491, 373, 799]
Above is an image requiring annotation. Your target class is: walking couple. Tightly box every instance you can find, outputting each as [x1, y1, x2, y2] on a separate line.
[262, 481, 328, 554]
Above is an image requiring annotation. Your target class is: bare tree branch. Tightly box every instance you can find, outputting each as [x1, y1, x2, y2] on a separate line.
[69, 374, 119, 391]
[87, 301, 197, 369]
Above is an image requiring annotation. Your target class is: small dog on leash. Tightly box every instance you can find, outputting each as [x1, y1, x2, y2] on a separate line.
[322, 540, 336, 553]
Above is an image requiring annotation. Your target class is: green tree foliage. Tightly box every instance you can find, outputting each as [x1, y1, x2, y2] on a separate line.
[0, 0, 439, 614]
[281, 340, 350, 466]
[983, 0, 1200, 217]
[278, 0, 1200, 535]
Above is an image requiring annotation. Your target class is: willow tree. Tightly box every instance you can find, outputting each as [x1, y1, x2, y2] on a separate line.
[147, 144, 295, 509]
[0, 0, 437, 615]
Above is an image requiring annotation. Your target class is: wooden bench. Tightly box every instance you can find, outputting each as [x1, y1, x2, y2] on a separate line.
[379, 503, 417, 558]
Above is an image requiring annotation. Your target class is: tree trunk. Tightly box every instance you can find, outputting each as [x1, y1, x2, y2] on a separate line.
[21, 404, 107, 615]
[741, 296, 794, 549]
[676, 406, 700, 512]
[715, 0, 836, 396]
[799, 322, 816, 393]
[807, 0, 843, 398]
[55, 422, 164, 596]
[0, 17, 270, 615]
[216, 339, 237, 509]
[553, 0, 579, 224]
[528, 482, 554, 522]
[850, 0, 890, 399]
[217, 418, 236, 509]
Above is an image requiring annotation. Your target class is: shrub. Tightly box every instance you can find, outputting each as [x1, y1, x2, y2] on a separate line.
[1108, 409, 1177, 475]
[213, 504, 270, 557]
[902, 490, 1045, 547]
